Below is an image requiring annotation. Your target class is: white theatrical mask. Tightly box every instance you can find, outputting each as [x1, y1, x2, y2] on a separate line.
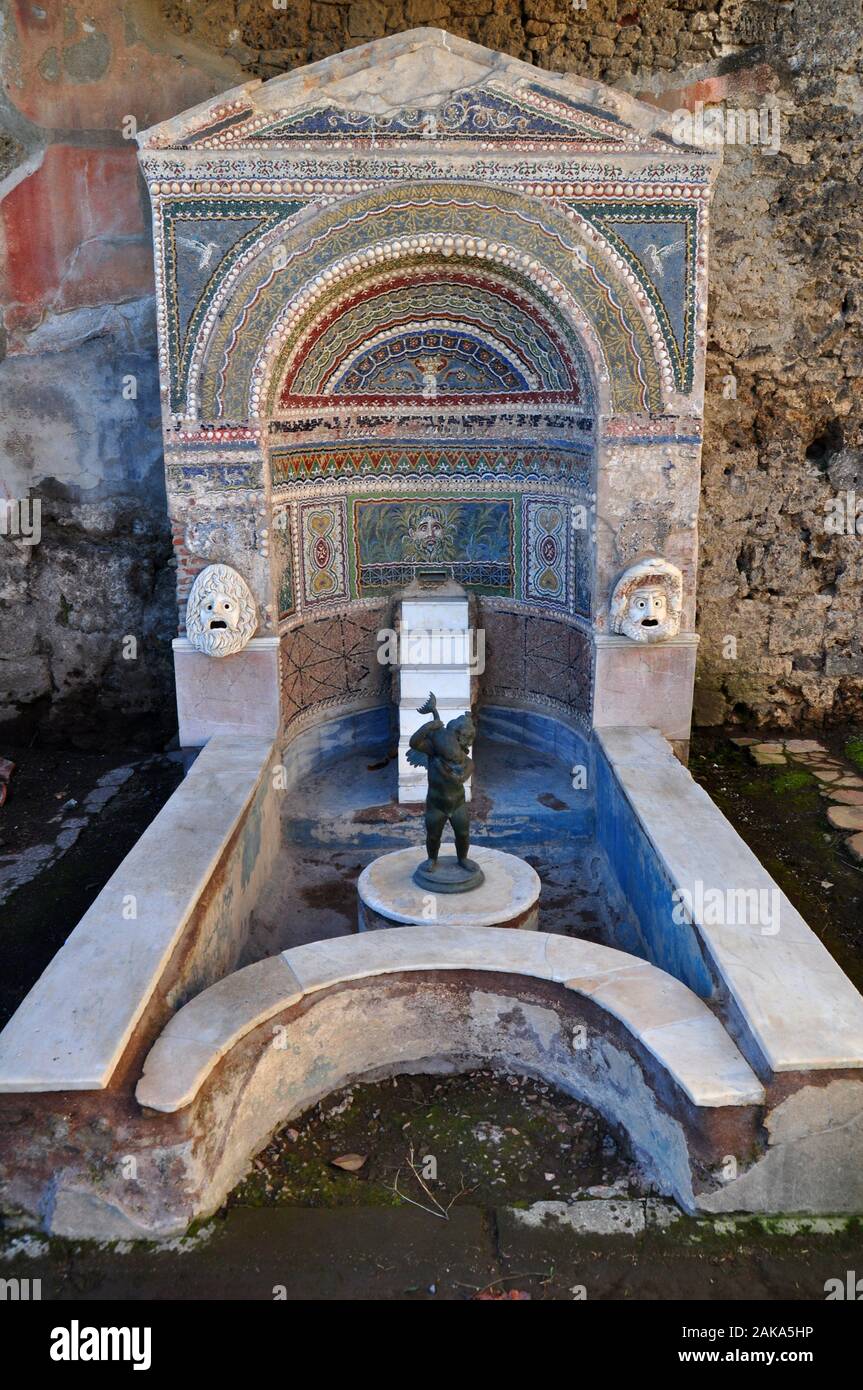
[610, 557, 683, 643]
[186, 563, 257, 657]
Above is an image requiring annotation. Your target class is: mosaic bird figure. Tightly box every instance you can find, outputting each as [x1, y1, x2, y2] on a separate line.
[177, 233, 219, 270]
[644, 237, 685, 279]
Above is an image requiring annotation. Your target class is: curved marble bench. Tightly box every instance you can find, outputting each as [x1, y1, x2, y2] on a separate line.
[130, 928, 768, 1222]
[138, 928, 762, 1114]
[138, 927, 762, 1114]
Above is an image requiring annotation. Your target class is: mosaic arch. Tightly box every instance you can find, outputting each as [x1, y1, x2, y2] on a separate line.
[182, 182, 666, 421]
[138, 29, 720, 742]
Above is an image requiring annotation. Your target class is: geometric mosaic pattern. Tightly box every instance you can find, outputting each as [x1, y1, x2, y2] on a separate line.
[299, 499, 349, 606]
[175, 82, 702, 154]
[480, 605, 592, 722]
[285, 489, 595, 613]
[196, 87, 644, 148]
[140, 29, 717, 732]
[524, 498, 569, 609]
[280, 607, 389, 724]
[329, 327, 534, 396]
[193, 184, 667, 419]
[271, 443, 593, 489]
[283, 275, 578, 399]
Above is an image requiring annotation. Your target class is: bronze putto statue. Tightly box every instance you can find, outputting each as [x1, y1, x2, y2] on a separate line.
[407, 691, 484, 892]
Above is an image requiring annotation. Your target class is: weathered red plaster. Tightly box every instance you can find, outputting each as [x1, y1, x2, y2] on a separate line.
[0, 145, 150, 333]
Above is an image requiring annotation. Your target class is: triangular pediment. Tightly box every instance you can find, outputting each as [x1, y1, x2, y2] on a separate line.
[138, 28, 710, 157]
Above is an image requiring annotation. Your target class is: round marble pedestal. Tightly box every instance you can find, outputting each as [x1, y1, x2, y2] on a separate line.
[357, 846, 541, 932]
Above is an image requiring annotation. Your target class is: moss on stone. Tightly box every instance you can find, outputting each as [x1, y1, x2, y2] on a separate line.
[771, 769, 816, 794]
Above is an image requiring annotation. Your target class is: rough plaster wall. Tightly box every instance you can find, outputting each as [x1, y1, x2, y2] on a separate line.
[1, 0, 861, 742]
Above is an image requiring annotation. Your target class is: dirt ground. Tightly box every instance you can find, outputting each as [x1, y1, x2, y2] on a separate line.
[227, 1071, 649, 1212]
[0, 746, 185, 1028]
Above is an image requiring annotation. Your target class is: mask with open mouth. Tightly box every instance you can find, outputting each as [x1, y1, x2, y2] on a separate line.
[186, 563, 258, 657]
[609, 556, 683, 643]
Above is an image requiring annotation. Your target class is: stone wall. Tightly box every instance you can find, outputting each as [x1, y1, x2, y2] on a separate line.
[1, 0, 861, 743]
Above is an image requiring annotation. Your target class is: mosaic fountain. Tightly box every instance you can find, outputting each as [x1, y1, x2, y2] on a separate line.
[1, 31, 862, 1238]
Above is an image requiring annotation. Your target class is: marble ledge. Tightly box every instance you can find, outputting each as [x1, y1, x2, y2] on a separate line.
[597, 726, 863, 1073]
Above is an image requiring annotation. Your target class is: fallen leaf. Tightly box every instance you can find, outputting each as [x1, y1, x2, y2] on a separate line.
[330, 1153, 367, 1172]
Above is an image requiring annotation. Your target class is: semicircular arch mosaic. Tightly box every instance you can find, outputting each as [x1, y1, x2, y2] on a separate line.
[271, 265, 590, 405]
[323, 322, 539, 397]
[187, 182, 666, 420]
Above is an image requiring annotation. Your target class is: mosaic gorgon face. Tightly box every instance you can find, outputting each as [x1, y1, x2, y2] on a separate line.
[186, 564, 258, 657]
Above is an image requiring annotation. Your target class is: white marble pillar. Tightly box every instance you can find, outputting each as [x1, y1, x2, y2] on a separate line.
[396, 581, 473, 804]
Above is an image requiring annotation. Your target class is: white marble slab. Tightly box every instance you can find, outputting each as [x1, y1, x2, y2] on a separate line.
[597, 726, 863, 1072]
[0, 736, 275, 1093]
[399, 670, 472, 701]
[592, 637, 699, 744]
[401, 599, 469, 632]
[173, 639, 280, 747]
[399, 634, 475, 667]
